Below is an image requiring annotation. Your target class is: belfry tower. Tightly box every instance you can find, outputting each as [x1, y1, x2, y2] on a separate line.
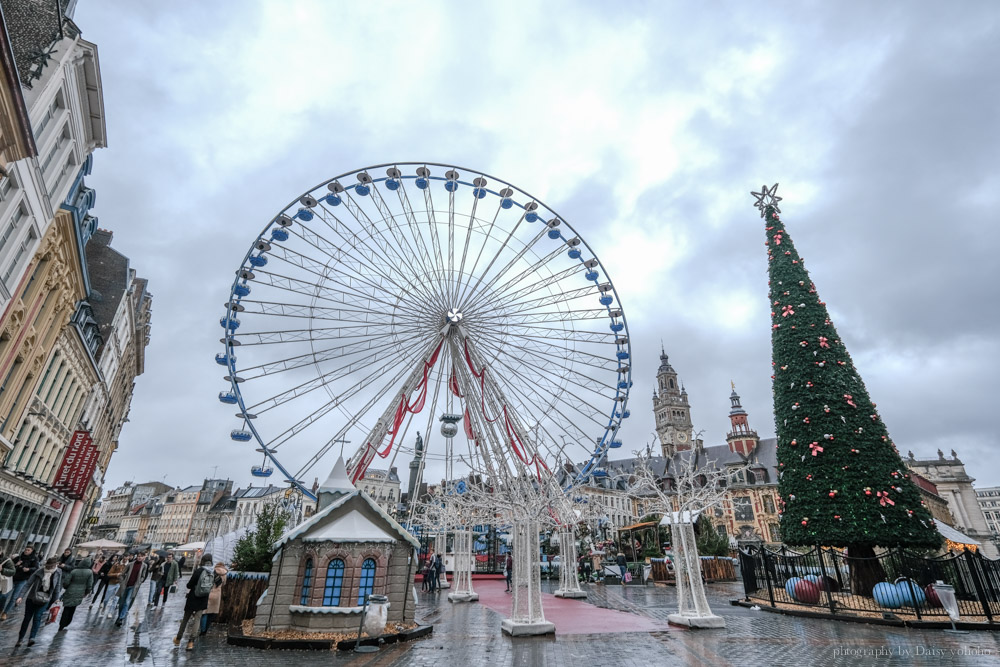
[725, 382, 759, 458]
[653, 347, 694, 457]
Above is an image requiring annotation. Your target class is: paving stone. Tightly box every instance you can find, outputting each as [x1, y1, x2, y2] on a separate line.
[0, 579, 998, 666]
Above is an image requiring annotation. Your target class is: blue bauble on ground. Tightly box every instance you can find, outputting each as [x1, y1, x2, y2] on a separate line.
[873, 581, 903, 608]
[785, 577, 803, 600]
[895, 580, 926, 606]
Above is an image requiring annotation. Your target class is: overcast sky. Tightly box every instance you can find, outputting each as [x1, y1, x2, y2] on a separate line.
[74, 1, 1000, 495]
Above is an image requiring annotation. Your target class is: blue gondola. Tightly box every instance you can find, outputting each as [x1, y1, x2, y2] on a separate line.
[600, 295, 613, 305]
[215, 353, 234, 366]
[218, 391, 238, 404]
[568, 248, 581, 259]
[610, 322, 624, 332]
[231, 430, 252, 442]
[386, 179, 400, 191]
[415, 177, 428, 189]
[501, 198, 514, 209]
[609, 439, 623, 448]
[355, 184, 370, 196]
[547, 229, 560, 239]
[233, 284, 250, 297]
[525, 211, 539, 222]
[220, 316, 240, 330]
[472, 187, 487, 199]
[444, 180, 458, 192]
[271, 228, 289, 242]
[585, 271, 599, 281]
[251, 466, 273, 477]
[324, 193, 342, 206]
[616, 351, 630, 360]
[249, 255, 267, 267]
[295, 208, 314, 221]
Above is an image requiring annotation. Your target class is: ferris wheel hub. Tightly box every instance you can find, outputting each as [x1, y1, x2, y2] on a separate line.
[446, 309, 464, 324]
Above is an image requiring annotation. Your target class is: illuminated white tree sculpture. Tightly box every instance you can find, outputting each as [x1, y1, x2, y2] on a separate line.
[628, 449, 746, 629]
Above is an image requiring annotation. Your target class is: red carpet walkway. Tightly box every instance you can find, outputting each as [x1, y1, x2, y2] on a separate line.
[472, 578, 671, 635]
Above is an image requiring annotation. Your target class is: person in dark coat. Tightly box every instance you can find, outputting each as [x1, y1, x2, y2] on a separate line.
[174, 554, 216, 651]
[15, 556, 62, 647]
[616, 552, 628, 584]
[504, 554, 513, 592]
[91, 554, 117, 608]
[57, 548, 75, 573]
[115, 552, 148, 626]
[3, 546, 38, 619]
[156, 554, 180, 606]
[58, 557, 93, 630]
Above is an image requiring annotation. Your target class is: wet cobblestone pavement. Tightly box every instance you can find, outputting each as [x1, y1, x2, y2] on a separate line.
[0, 579, 997, 666]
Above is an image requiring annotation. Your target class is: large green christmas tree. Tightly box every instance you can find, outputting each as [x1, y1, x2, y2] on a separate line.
[754, 184, 940, 562]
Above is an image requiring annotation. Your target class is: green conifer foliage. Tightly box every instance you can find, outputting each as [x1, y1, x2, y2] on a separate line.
[758, 189, 940, 549]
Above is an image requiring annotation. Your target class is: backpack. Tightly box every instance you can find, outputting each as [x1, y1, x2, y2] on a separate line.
[193, 566, 217, 598]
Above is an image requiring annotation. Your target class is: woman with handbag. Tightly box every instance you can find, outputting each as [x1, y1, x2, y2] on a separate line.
[199, 561, 228, 634]
[91, 554, 116, 609]
[104, 556, 126, 618]
[156, 553, 180, 606]
[15, 556, 62, 647]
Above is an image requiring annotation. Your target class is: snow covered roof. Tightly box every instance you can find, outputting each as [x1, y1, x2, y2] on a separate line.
[319, 456, 355, 495]
[274, 488, 419, 550]
[933, 519, 980, 546]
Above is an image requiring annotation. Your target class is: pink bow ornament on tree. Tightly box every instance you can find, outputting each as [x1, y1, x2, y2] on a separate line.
[809, 442, 824, 456]
[877, 491, 894, 507]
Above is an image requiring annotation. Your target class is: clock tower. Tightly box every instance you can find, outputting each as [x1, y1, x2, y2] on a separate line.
[652, 347, 694, 457]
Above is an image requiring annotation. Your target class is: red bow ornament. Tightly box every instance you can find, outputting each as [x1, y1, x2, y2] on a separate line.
[844, 394, 856, 408]
[773, 233, 783, 245]
[809, 442, 824, 456]
[782, 305, 795, 317]
[818, 336, 830, 348]
[877, 491, 895, 507]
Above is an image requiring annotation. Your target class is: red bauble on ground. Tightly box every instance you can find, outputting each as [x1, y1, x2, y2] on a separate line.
[925, 584, 942, 608]
[794, 579, 821, 604]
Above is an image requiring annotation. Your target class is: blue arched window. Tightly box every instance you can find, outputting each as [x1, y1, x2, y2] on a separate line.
[300, 558, 313, 605]
[323, 559, 345, 606]
[357, 558, 376, 605]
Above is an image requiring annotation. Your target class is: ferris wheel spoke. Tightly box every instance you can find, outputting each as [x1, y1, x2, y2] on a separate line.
[235, 301, 426, 331]
[503, 323, 615, 344]
[264, 241, 434, 315]
[245, 332, 433, 414]
[394, 178, 451, 304]
[360, 181, 453, 309]
[470, 326, 618, 386]
[266, 345, 430, 456]
[335, 190, 445, 308]
[231, 322, 415, 346]
[473, 307, 609, 326]
[461, 222, 543, 312]
[237, 328, 427, 380]
[464, 242, 568, 314]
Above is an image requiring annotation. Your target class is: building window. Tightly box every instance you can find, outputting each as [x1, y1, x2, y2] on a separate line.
[2, 228, 36, 286]
[769, 523, 781, 542]
[299, 558, 313, 605]
[323, 559, 344, 606]
[0, 202, 27, 257]
[357, 558, 376, 605]
[733, 497, 754, 522]
[763, 496, 776, 514]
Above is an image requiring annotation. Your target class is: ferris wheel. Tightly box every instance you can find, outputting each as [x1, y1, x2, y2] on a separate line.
[217, 162, 632, 499]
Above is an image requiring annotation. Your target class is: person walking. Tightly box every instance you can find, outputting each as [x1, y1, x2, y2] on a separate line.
[57, 556, 93, 631]
[91, 554, 115, 609]
[15, 556, 62, 647]
[435, 553, 445, 590]
[3, 546, 39, 619]
[504, 553, 513, 592]
[146, 556, 163, 606]
[103, 555, 126, 618]
[199, 561, 228, 634]
[174, 554, 217, 651]
[0, 550, 15, 618]
[156, 554, 180, 607]
[57, 548, 75, 573]
[115, 552, 148, 627]
[426, 553, 438, 593]
[616, 552, 628, 584]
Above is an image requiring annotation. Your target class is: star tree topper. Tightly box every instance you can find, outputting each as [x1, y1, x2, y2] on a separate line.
[751, 182, 782, 218]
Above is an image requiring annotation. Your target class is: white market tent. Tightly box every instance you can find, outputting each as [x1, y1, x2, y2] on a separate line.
[77, 538, 126, 549]
[172, 541, 206, 552]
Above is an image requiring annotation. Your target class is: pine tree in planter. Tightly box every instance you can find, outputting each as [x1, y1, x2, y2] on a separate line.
[753, 184, 940, 595]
